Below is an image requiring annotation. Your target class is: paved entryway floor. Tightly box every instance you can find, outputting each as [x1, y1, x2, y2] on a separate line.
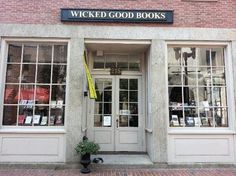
[91, 154, 153, 165]
[0, 167, 236, 176]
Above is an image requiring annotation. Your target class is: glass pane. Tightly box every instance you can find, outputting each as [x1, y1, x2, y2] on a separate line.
[169, 87, 182, 105]
[129, 91, 138, 102]
[168, 66, 182, 85]
[7, 44, 22, 63]
[129, 63, 140, 71]
[4, 84, 19, 104]
[35, 85, 50, 104]
[212, 68, 225, 86]
[120, 79, 128, 90]
[200, 108, 213, 127]
[117, 62, 128, 71]
[51, 85, 66, 104]
[54, 45, 67, 63]
[168, 47, 181, 65]
[119, 91, 128, 102]
[197, 48, 210, 67]
[5, 64, 20, 83]
[94, 103, 103, 114]
[212, 87, 227, 107]
[34, 106, 49, 126]
[19, 85, 35, 102]
[184, 74, 197, 87]
[129, 115, 138, 127]
[169, 108, 183, 127]
[104, 91, 112, 102]
[183, 87, 196, 105]
[50, 107, 64, 126]
[94, 56, 105, 69]
[3, 106, 17, 125]
[94, 115, 102, 127]
[198, 67, 211, 86]
[130, 103, 138, 114]
[96, 90, 103, 102]
[52, 65, 67, 84]
[119, 115, 128, 127]
[38, 45, 52, 63]
[21, 64, 36, 83]
[129, 79, 138, 90]
[198, 87, 212, 106]
[182, 47, 196, 66]
[211, 48, 224, 67]
[104, 80, 112, 90]
[215, 107, 228, 127]
[105, 54, 116, 68]
[23, 45, 37, 63]
[37, 65, 51, 83]
[129, 55, 140, 71]
[18, 105, 33, 126]
[104, 103, 111, 114]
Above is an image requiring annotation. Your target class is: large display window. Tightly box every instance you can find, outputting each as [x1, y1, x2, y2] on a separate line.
[168, 46, 228, 128]
[2, 42, 67, 126]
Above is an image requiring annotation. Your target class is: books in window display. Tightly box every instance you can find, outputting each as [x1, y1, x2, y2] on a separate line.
[185, 116, 195, 127]
[40, 116, 48, 126]
[24, 116, 33, 125]
[18, 115, 26, 125]
[33, 115, 41, 125]
[55, 115, 63, 125]
[171, 115, 179, 127]
[49, 116, 56, 125]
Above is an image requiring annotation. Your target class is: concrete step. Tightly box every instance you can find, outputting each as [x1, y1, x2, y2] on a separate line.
[91, 154, 153, 165]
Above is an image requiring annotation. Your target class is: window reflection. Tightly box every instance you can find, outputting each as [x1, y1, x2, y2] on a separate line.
[168, 46, 228, 128]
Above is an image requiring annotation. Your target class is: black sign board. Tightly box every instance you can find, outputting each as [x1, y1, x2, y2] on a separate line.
[61, 9, 173, 23]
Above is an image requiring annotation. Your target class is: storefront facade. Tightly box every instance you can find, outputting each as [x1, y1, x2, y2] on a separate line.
[0, 0, 236, 164]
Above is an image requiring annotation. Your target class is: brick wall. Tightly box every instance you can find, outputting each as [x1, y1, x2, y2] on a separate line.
[0, 0, 236, 28]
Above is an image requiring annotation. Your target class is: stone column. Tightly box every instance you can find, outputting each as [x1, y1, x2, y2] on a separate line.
[231, 41, 236, 131]
[148, 39, 168, 163]
[65, 38, 85, 162]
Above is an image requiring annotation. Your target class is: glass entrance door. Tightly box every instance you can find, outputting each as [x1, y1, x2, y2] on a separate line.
[88, 76, 143, 152]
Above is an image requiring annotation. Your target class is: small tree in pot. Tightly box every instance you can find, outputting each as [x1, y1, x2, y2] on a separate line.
[75, 136, 100, 174]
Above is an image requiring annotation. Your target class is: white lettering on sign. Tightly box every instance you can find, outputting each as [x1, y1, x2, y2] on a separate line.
[108, 12, 134, 19]
[136, 12, 166, 19]
[70, 10, 107, 18]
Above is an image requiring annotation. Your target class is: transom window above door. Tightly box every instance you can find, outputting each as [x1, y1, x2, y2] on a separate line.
[93, 53, 141, 71]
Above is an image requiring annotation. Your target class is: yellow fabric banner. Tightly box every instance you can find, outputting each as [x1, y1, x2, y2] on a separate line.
[84, 54, 97, 99]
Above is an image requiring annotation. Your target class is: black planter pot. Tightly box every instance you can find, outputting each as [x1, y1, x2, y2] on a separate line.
[80, 153, 91, 174]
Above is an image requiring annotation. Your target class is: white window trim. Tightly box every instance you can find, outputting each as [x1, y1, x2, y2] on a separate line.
[0, 37, 70, 132]
[165, 41, 235, 132]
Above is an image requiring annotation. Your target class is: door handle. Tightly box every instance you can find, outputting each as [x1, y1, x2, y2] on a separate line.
[116, 118, 119, 128]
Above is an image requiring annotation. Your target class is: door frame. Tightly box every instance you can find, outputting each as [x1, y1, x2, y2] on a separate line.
[86, 52, 146, 152]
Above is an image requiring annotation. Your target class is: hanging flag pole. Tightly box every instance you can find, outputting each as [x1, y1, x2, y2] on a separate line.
[83, 52, 97, 99]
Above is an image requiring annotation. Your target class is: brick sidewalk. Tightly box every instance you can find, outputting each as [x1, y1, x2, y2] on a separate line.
[1, 168, 236, 176]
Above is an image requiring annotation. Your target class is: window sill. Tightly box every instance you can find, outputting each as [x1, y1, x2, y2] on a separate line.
[168, 128, 234, 135]
[0, 127, 66, 134]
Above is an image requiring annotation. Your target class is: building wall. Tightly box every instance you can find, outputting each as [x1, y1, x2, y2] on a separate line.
[0, 0, 236, 28]
[1, 1, 236, 164]
[0, 24, 236, 163]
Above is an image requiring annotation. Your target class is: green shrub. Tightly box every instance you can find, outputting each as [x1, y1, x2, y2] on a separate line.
[75, 139, 100, 156]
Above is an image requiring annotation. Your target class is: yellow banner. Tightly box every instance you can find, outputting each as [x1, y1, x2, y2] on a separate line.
[84, 53, 97, 99]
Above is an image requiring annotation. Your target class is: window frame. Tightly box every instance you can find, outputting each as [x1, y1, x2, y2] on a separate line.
[166, 41, 235, 131]
[0, 38, 70, 130]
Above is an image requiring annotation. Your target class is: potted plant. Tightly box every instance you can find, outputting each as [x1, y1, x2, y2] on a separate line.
[75, 136, 100, 174]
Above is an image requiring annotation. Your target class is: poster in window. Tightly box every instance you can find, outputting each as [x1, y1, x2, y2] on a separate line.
[103, 116, 111, 126]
